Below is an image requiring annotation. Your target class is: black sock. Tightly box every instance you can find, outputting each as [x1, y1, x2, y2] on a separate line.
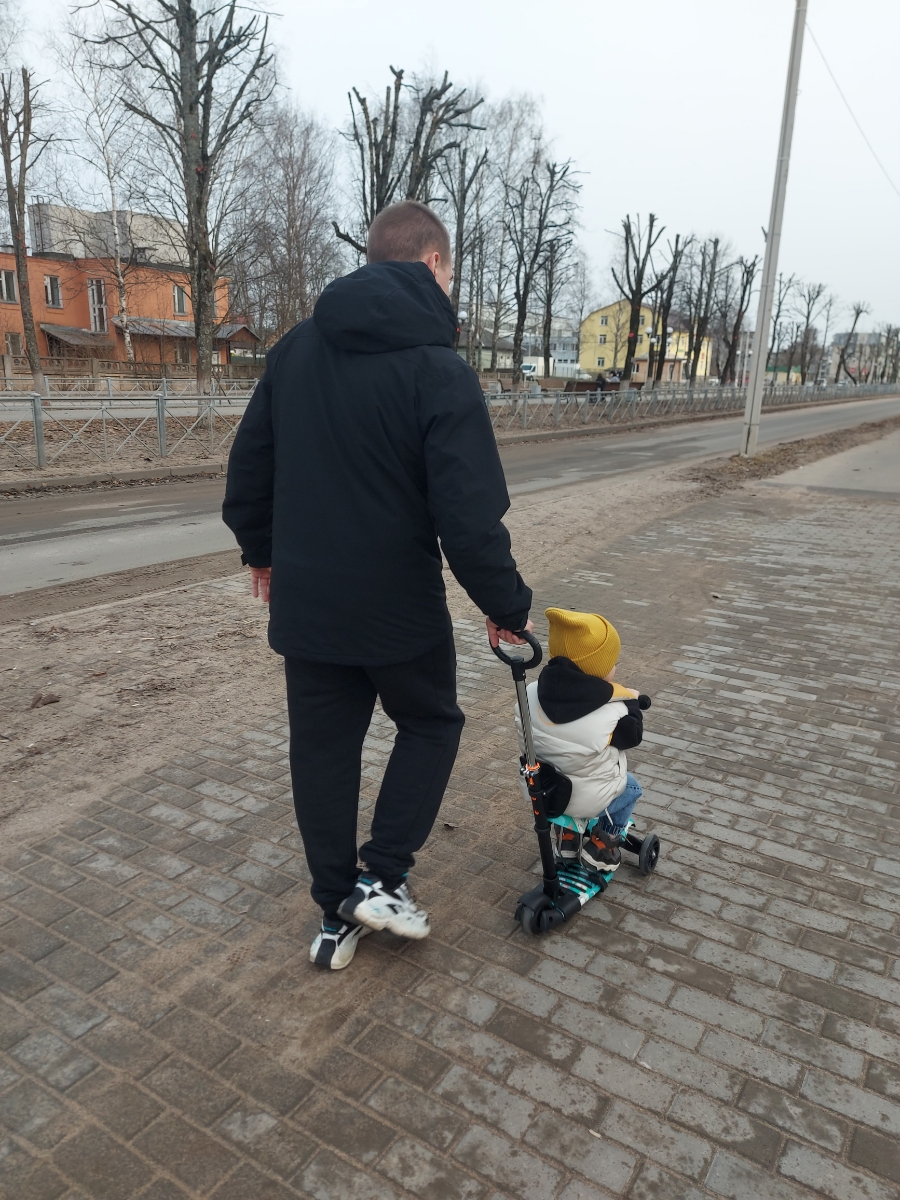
[323, 910, 340, 926]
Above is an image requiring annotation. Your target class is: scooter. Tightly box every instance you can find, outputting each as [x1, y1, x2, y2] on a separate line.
[492, 630, 661, 935]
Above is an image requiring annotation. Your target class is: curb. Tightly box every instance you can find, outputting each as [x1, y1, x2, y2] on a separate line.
[0, 461, 226, 494]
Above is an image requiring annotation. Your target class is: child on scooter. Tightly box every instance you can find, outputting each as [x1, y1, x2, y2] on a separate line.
[517, 608, 649, 873]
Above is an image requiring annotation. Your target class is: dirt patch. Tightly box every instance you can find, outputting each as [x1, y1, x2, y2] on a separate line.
[0, 548, 241, 624]
[681, 414, 900, 494]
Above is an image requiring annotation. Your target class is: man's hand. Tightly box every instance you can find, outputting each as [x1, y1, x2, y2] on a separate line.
[249, 567, 271, 604]
[486, 617, 534, 648]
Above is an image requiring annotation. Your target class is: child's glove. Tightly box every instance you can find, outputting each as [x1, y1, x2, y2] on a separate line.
[638, 694, 651, 710]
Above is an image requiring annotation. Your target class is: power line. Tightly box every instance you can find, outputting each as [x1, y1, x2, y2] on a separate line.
[806, 22, 900, 203]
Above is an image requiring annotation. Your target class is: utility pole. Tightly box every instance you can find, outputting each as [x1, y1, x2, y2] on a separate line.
[740, 0, 807, 456]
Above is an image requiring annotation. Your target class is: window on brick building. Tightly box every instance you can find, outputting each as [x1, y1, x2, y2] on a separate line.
[598, 334, 607, 344]
[88, 278, 108, 332]
[599, 315, 608, 326]
[44, 275, 62, 307]
[597, 356, 605, 367]
[5, 331, 22, 355]
[173, 284, 188, 316]
[1, 269, 17, 303]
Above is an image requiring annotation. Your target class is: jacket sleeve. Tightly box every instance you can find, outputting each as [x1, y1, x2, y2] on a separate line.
[609, 699, 644, 751]
[222, 356, 276, 568]
[419, 358, 532, 629]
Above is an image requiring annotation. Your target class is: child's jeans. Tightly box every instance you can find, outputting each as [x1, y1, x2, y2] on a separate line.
[549, 772, 643, 840]
[594, 773, 643, 838]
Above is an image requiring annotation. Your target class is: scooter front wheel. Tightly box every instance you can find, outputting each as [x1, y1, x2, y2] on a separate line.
[516, 892, 555, 935]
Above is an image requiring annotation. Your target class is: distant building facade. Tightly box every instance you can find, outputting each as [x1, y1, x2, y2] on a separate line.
[0, 204, 257, 371]
[579, 299, 712, 382]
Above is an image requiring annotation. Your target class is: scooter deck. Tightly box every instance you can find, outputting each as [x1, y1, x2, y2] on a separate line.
[555, 860, 615, 906]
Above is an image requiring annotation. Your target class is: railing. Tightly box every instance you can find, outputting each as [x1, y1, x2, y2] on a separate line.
[484, 382, 899, 434]
[1, 381, 897, 474]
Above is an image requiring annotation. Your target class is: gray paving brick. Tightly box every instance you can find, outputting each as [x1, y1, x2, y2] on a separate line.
[297, 1148, 403, 1200]
[143, 1057, 240, 1125]
[779, 1140, 897, 1200]
[700, 1029, 803, 1091]
[693, 938, 784, 986]
[413, 977, 498, 1025]
[0, 1141, 69, 1200]
[0, 1080, 72, 1149]
[380, 1137, 488, 1200]
[705, 1149, 813, 1199]
[52, 1125, 154, 1199]
[572, 1045, 675, 1114]
[299, 1093, 394, 1165]
[506, 1056, 610, 1126]
[585, 952, 674, 1003]
[669, 986, 765, 1038]
[636, 1038, 742, 1103]
[485, 1006, 580, 1067]
[761, 1018, 865, 1080]
[609, 993, 703, 1050]
[0, 951, 51, 1000]
[434, 1063, 536, 1137]
[835, 965, 900, 1006]
[133, 1112, 238, 1191]
[9, 1032, 96, 1091]
[728, 979, 824, 1034]
[473, 963, 558, 1016]
[849, 1127, 900, 1187]
[217, 1108, 315, 1180]
[601, 1098, 712, 1180]
[780, 970, 877, 1021]
[453, 1124, 563, 1200]
[738, 1080, 848, 1153]
[668, 1089, 782, 1166]
[751, 934, 837, 981]
[628, 1161, 709, 1200]
[525, 1109, 636, 1192]
[367, 1077, 468, 1150]
[823, 1012, 900, 1066]
[0, 917, 65, 962]
[801, 1068, 900, 1135]
[28, 985, 108, 1039]
[551, 997, 645, 1061]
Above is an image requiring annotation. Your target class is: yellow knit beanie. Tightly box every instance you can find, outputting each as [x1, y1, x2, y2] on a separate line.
[545, 608, 621, 679]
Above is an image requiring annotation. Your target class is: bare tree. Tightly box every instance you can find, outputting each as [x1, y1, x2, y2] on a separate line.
[505, 153, 578, 381]
[54, 24, 140, 361]
[678, 237, 721, 383]
[335, 67, 483, 254]
[812, 294, 835, 384]
[716, 255, 760, 385]
[834, 302, 871, 383]
[796, 280, 827, 384]
[649, 233, 690, 385]
[611, 214, 668, 385]
[766, 271, 797, 375]
[535, 233, 575, 376]
[230, 103, 343, 343]
[96, 0, 274, 392]
[437, 133, 488, 321]
[0, 68, 52, 391]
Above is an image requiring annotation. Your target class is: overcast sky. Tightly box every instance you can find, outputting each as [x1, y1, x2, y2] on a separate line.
[23, 0, 900, 329]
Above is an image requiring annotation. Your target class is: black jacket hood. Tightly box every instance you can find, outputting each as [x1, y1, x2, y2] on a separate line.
[537, 656, 614, 724]
[313, 260, 457, 354]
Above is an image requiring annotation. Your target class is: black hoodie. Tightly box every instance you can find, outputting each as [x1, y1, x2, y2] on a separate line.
[223, 261, 531, 665]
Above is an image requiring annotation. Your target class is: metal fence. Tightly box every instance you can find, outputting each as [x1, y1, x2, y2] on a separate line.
[484, 382, 900, 434]
[1, 380, 898, 473]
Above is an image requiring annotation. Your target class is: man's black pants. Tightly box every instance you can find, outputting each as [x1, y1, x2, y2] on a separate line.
[284, 636, 465, 916]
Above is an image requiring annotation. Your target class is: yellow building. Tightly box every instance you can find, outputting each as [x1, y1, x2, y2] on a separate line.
[579, 300, 712, 382]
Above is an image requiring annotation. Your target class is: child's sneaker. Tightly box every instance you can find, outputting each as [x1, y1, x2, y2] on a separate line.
[337, 875, 430, 939]
[581, 828, 622, 873]
[310, 918, 373, 970]
[553, 824, 581, 861]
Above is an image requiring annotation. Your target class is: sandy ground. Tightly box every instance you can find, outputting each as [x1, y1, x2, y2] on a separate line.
[2, 411, 896, 841]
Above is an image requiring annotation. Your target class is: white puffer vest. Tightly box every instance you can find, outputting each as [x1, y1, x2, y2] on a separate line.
[516, 679, 634, 818]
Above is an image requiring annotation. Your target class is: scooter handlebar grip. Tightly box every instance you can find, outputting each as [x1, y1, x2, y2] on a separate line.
[490, 629, 543, 671]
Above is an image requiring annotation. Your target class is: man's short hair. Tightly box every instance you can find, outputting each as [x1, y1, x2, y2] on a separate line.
[367, 200, 451, 266]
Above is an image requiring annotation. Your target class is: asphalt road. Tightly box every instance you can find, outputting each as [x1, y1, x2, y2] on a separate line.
[2, 395, 898, 595]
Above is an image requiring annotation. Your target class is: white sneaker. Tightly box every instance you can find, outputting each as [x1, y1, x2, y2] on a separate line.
[309, 919, 373, 970]
[337, 875, 430, 940]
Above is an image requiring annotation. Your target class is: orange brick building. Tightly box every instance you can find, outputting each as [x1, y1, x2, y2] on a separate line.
[0, 243, 257, 370]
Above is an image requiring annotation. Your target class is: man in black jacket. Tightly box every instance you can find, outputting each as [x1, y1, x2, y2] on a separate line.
[223, 200, 532, 970]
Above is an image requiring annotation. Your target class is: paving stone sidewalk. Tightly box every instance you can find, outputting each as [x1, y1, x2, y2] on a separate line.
[2, 480, 900, 1200]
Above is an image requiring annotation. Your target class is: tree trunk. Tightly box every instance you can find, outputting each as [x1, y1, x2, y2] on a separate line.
[0, 70, 45, 394]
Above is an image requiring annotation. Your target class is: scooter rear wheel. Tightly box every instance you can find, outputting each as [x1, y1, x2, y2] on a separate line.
[638, 833, 661, 875]
[516, 892, 554, 935]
